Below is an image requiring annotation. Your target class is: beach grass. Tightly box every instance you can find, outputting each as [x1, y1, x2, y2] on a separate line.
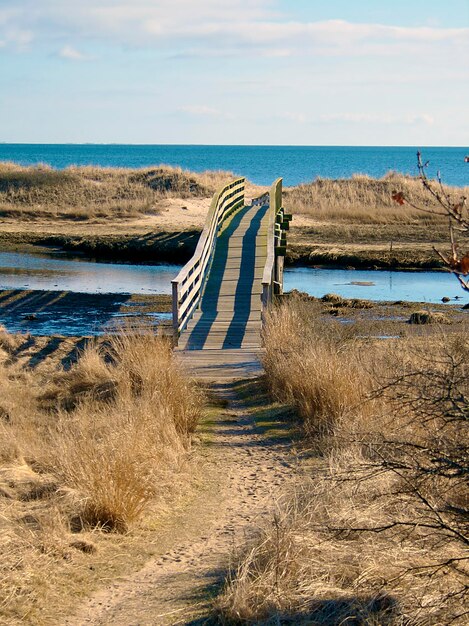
[216, 296, 469, 625]
[0, 162, 234, 221]
[285, 171, 469, 224]
[0, 163, 467, 269]
[0, 327, 204, 623]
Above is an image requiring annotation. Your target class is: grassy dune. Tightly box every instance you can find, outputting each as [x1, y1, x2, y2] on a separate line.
[0, 162, 233, 221]
[284, 173, 469, 268]
[285, 172, 468, 224]
[218, 296, 468, 625]
[0, 327, 204, 623]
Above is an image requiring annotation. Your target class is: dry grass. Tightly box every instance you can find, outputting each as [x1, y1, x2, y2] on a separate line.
[285, 172, 469, 225]
[261, 299, 374, 444]
[219, 299, 468, 625]
[0, 162, 234, 221]
[0, 329, 204, 622]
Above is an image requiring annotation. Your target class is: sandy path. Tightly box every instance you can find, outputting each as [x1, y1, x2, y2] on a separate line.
[65, 380, 295, 625]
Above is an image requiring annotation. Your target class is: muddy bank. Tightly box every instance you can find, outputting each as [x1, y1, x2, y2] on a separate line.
[280, 290, 467, 339]
[0, 289, 172, 337]
[286, 243, 443, 270]
[286, 222, 447, 270]
[0, 229, 446, 271]
[0, 230, 200, 265]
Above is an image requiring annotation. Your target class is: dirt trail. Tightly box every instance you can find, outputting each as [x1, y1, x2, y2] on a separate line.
[65, 380, 295, 625]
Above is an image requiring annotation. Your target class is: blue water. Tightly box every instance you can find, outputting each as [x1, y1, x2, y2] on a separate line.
[0, 144, 467, 187]
[0, 251, 466, 305]
[0, 253, 466, 336]
[284, 267, 467, 305]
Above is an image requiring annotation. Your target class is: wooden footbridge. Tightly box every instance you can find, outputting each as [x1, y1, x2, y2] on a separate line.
[172, 178, 290, 379]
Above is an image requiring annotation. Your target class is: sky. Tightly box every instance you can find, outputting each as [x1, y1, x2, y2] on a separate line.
[0, 0, 468, 146]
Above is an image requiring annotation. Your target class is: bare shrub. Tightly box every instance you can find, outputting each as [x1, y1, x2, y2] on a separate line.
[391, 152, 469, 292]
[221, 302, 468, 624]
[366, 334, 469, 554]
[219, 453, 467, 624]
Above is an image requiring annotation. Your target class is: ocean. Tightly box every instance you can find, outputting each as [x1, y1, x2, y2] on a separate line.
[0, 144, 467, 188]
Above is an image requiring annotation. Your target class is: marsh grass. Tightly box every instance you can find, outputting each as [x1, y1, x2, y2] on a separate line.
[0, 162, 234, 221]
[219, 299, 468, 625]
[286, 172, 469, 225]
[0, 329, 204, 621]
[261, 299, 373, 443]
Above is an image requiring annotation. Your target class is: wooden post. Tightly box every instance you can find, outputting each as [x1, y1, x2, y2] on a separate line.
[171, 280, 179, 345]
[277, 255, 284, 294]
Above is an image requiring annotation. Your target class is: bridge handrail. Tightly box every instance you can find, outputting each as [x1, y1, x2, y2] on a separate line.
[251, 191, 270, 207]
[261, 178, 283, 312]
[172, 177, 245, 340]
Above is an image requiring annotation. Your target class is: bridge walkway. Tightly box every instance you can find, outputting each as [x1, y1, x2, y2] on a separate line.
[175, 201, 269, 379]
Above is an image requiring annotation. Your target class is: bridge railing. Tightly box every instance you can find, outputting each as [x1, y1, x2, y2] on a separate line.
[261, 178, 291, 319]
[252, 191, 270, 207]
[171, 177, 245, 342]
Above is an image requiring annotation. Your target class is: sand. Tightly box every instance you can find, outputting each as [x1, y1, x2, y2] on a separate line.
[65, 380, 297, 625]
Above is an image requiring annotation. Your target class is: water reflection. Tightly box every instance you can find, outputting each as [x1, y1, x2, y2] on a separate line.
[284, 267, 466, 304]
[0, 251, 181, 294]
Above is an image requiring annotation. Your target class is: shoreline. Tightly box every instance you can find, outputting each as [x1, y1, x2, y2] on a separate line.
[0, 163, 465, 273]
[0, 287, 465, 344]
[0, 229, 445, 272]
[1, 145, 468, 188]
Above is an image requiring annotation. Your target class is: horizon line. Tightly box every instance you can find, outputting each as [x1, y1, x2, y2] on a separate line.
[0, 142, 467, 149]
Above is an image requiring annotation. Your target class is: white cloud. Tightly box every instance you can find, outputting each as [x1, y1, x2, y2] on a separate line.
[0, 27, 33, 51]
[178, 105, 222, 117]
[415, 114, 435, 126]
[0, 8, 20, 26]
[177, 105, 238, 122]
[320, 112, 435, 126]
[0, 2, 467, 59]
[271, 111, 435, 127]
[279, 112, 307, 124]
[58, 45, 91, 61]
[177, 19, 469, 59]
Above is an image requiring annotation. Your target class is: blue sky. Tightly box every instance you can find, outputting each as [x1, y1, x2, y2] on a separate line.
[1, 0, 468, 145]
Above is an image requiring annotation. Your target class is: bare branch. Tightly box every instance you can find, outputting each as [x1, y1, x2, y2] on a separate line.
[391, 151, 469, 292]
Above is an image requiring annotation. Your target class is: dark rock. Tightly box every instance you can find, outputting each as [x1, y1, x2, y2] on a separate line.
[409, 310, 451, 325]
